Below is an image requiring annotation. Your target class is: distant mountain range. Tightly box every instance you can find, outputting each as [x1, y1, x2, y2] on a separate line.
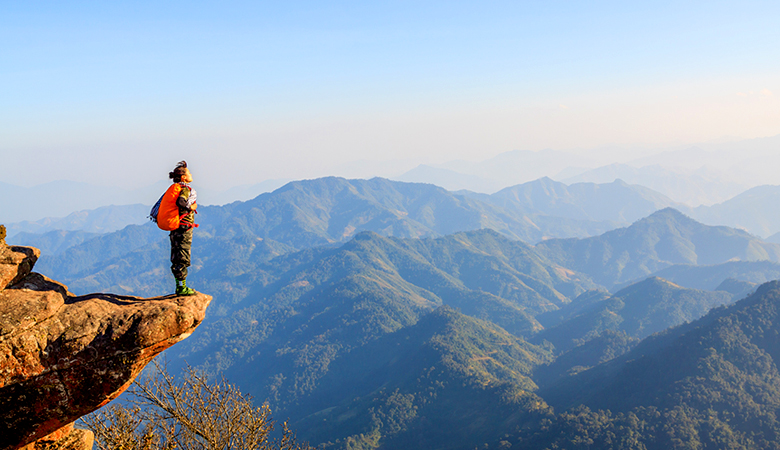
[478, 177, 684, 224]
[399, 161, 748, 207]
[19, 178, 780, 302]
[5, 204, 151, 237]
[395, 164, 503, 193]
[14, 174, 780, 449]
[10, 175, 780, 247]
[690, 184, 780, 238]
[16, 177, 633, 265]
[396, 134, 780, 208]
[0, 180, 166, 224]
[536, 208, 780, 289]
[0, 179, 287, 225]
[618, 260, 779, 292]
[562, 163, 747, 206]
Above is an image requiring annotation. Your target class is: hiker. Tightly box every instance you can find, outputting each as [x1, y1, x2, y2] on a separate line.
[166, 161, 198, 295]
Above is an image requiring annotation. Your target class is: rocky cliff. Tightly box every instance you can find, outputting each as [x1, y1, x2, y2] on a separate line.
[0, 225, 212, 450]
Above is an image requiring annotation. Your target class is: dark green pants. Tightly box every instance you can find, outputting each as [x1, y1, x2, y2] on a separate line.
[170, 226, 193, 280]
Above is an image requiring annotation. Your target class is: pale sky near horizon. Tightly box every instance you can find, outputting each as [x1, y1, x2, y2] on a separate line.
[2, 1, 779, 191]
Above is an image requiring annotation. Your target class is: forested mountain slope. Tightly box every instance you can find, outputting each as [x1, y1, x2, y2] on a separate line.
[530, 280, 780, 449]
[158, 230, 597, 448]
[171, 230, 596, 389]
[536, 207, 780, 289]
[536, 277, 733, 352]
[284, 306, 552, 449]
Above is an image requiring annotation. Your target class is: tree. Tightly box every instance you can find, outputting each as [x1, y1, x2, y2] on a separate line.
[82, 361, 311, 450]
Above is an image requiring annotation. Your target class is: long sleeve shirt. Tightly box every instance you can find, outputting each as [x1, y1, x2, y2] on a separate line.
[176, 184, 196, 225]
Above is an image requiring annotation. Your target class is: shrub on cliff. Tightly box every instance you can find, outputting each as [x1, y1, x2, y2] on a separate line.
[83, 362, 310, 450]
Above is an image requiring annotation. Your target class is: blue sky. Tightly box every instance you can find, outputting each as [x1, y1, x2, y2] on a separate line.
[2, 1, 778, 190]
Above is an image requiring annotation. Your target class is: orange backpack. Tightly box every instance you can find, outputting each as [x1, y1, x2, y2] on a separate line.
[150, 184, 196, 231]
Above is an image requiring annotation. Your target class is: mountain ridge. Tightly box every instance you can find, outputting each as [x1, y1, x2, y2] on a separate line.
[536, 207, 780, 289]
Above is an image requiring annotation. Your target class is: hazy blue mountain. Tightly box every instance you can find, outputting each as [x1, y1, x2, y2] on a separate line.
[207, 176, 620, 245]
[8, 229, 102, 255]
[689, 184, 780, 238]
[34, 176, 633, 296]
[199, 179, 290, 205]
[535, 277, 733, 353]
[1, 178, 286, 233]
[394, 164, 501, 193]
[536, 208, 780, 289]
[0, 180, 120, 223]
[715, 277, 758, 299]
[619, 260, 780, 292]
[486, 177, 682, 224]
[5, 203, 151, 238]
[627, 134, 780, 190]
[436, 149, 597, 188]
[562, 163, 746, 206]
[767, 231, 780, 244]
[32, 222, 166, 285]
[19, 175, 780, 448]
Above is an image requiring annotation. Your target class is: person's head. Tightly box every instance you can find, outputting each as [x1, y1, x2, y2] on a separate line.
[169, 161, 193, 183]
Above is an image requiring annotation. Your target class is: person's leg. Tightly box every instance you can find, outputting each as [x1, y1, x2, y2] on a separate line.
[170, 227, 195, 294]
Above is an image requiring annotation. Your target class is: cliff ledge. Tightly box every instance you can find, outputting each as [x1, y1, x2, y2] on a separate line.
[0, 225, 211, 450]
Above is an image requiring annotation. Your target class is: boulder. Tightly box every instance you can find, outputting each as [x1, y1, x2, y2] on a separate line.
[0, 242, 40, 291]
[0, 236, 211, 450]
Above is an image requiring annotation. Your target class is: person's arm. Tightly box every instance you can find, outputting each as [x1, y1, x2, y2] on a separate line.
[177, 187, 192, 212]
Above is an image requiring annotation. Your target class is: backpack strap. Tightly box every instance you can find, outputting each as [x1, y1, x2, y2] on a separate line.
[178, 210, 199, 228]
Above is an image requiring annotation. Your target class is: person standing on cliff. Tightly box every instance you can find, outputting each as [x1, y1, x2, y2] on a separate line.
[168, 161, 198, 295]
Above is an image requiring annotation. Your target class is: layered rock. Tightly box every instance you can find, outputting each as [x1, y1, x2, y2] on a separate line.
[0, 229, 211, 450]
[0, 225, 40, 291]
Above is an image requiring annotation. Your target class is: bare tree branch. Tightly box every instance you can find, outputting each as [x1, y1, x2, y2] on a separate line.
[83, 360, 312, 450]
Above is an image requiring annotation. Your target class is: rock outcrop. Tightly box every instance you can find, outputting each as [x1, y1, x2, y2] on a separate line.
[0, 227, 211, 450]
[0, 225, 39, 292]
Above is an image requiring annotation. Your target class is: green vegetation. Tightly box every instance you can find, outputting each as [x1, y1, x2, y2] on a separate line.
[173, 230, 594, 405]
[294, 306, 553, 449]
[534, 330, 640, 389]
[532, 281, 780, 449]
[19, 179, 780, 449]
[536, 277, 733, 353]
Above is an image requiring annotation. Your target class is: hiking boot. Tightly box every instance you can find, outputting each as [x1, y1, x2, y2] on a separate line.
[175, 279, 196, 296]
[176, 285, 196, 295]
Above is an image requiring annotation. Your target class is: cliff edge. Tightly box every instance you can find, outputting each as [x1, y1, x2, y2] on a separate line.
[0, 225, 212, 450]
